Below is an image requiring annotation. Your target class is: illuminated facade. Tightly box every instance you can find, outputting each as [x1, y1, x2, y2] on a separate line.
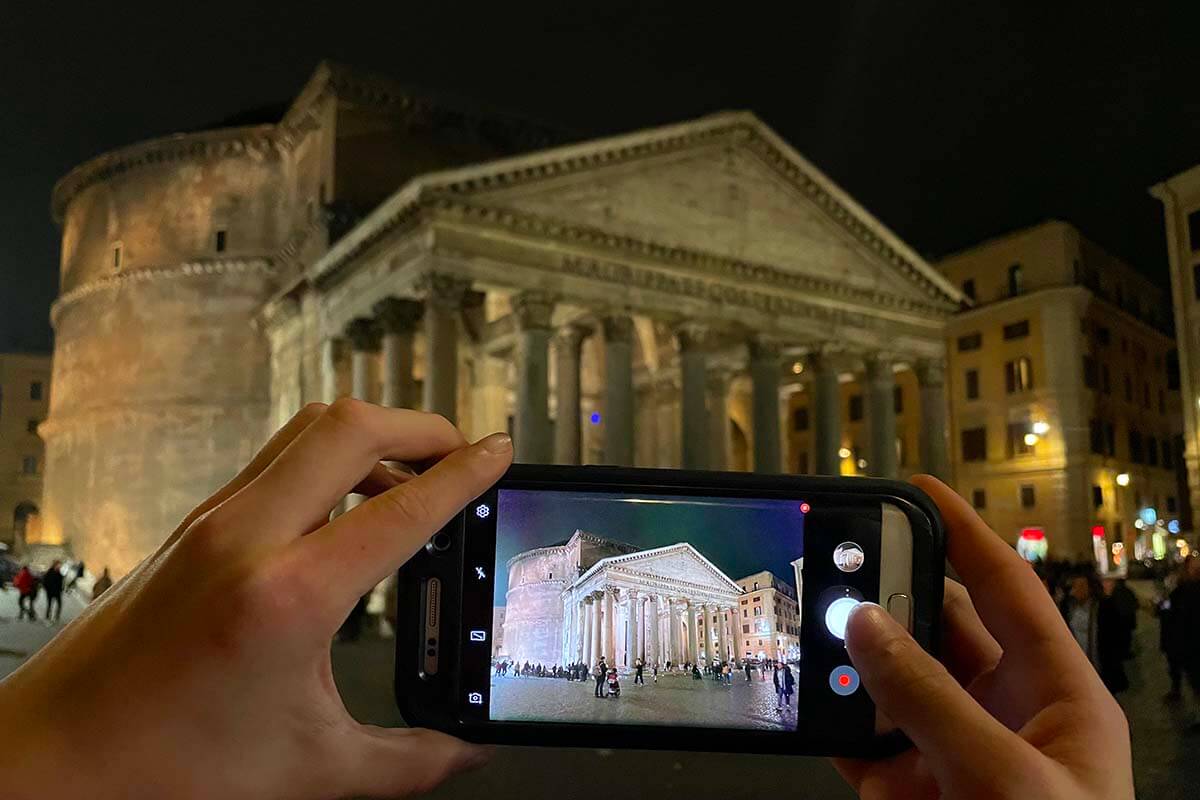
[0, 352, 50, 551]
[937, 221, 1187, 564]
[733, 570, 801, 662]
[45, 61, 962, 576]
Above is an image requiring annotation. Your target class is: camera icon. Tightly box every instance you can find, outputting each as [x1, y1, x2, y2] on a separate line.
[467, 691, 484, 705]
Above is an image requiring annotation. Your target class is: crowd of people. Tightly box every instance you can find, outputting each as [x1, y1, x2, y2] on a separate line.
[2, 559, 112, 623]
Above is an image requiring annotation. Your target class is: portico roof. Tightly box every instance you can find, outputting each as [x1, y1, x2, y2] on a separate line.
[575, 541, 746, 597]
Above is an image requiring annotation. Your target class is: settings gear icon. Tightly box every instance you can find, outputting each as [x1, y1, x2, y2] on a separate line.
[475, 504, 491, 519]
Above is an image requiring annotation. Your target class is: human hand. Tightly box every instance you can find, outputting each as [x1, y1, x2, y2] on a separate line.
[0, 400, 513, 800]
[834, 475, 1132, 800]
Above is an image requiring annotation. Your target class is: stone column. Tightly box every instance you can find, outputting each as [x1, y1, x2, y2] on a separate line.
[602, 315, 635, 465]
[653, 377, 679, 468]
[702, 604, 715, 662]
[686, 602, 700, 664]
[667, 598, 681, 664]
[647, 594, 661, 664]
[675, 323, 710, 470]
[808, 348, 842, 475]
[320, 337, 343, 403]
[553, 324, 588, 465]
[750, 339, 782, 473]
[345, 318, 382, 401]
[624, 590, 640, 668]
[420, 274, 470, 422]
[604, 589, 617, 664]
[374, 297, 423, 409]
[714, 608, 726, 662]
[865, 354, 898, 478]
[707, 370, 732, 471]
[583, 595, 595, 665]
[591, 592, 604, 665]
[512, 291, 556, 463]
[916, 357, 950, 480]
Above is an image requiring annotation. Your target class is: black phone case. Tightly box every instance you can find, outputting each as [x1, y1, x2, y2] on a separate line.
[395, 464, 945, 758]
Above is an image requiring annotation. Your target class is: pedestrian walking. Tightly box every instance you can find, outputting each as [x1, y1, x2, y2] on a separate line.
[782, 662, 795, 707]
[773, 663, 787, 709]
[41, 560, 65, 623]
[593, 657, 607, 698]
[652, 662, 658, 683]
[13, 565, 37, 621]
[67, 560, 86, 592]
[1060, 575, 1100, 669]
[1166, 556, 1200, 727]
[744, 661, 752, 682]
[91, 567, 113, 600]
[634, 657, 644, 685]
[722, 662, 732, 685]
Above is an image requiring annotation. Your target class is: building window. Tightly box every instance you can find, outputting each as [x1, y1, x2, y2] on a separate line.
[1083, 356, 1098, 389]
[972, 489, 986, 509]
[1102, 364, 1112, 395]
[1020, 484, 1036, 508]
[1189, 209, 1200, 252]
[1093, 485, 1104, 508]
[793, 407, 809, 431]
[21, 456, 37, 475]
[1002, 320, 1030, 340]
[26, 419, 37, 434]
[1163, 439, 1173, 469]
[1005, 357, 1033, 393]
[797, 450, 809, 474]
[742, 625, 750, 634]
[1168, 496, 1179, 514]
[962, 279, 976, 301]
[1147, 436, 1159, 467]
[1124, 375, 1133, 403]
[112, 243, 122, 270]
[215, 230, 227, 252]
[957, 332, 982, 352]
[1105, 422, 1116, 456]
[1008, 263, 1024, 296]
[1007, 423, 1035, 457]
[1089, 419, 1105, 455]
[1159, 389, 1166, 414]
[742, 609, 747, 618]
[1095, 326, 1111, 346]
[894, 386, 904, 414]
[965, 369, 980, 400]
[1129, 430, 1144, 463]
[753, 607, 762, 616]
[1168, 349, 1181, 390]
[961, 427, 987, 461]
[849, 395, 863, 422]
[1143, 383, 1151, 409]
[29, 381, 42, 401]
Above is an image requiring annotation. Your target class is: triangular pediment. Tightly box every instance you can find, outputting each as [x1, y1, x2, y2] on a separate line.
[420, 112, 962, 308]
[594, 543, 743, 595]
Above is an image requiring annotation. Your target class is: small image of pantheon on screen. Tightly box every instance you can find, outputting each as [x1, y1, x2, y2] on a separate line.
[490, 488, 807, 732]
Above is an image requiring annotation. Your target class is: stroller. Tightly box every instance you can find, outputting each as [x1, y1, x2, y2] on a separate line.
[606, 667, 621, 698]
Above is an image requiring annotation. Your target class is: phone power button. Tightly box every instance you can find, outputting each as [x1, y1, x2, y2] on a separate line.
[886, 593, 911, 628]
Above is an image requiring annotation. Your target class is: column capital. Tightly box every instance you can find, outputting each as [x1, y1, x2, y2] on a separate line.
[417, 273, 472, 310]
[583, 594, 595, 605]
[344, 317, 382, 352]
[511, 290, 557, 330]
[673, 321, 711, 353]
[863, 353, 898, 382]
[804, 343, 845, 373]
[625, 588, 640, 601]
[915, 356, 947, 387]
[554, 322, 590, 350]
[748, 337, 784, 361]
[601, 314, 635, 344]
[373, 297, 424, 334]
[706, 368, 733, 393]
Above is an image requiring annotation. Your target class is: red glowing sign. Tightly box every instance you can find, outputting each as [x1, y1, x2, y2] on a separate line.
[799, 502, 811, 514]
[1019, 527, 1045, 541]
[1091, 525, 1106, 539]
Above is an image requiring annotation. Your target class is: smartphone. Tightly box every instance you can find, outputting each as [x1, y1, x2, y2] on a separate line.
[395, 465, 944, 757]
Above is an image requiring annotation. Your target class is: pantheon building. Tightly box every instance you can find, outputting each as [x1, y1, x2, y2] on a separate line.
[42, 62, 961, 575]
[500, 529, 799, 669]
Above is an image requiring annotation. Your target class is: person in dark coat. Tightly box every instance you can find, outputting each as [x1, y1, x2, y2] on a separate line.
[634, 657, 644, 685]
[593, 657, 607, 697]
[91, 567, 113, 600]
[42, 560, 65, 623]
[1166, 556, 1200, 720]
[13, 565, 37, 621]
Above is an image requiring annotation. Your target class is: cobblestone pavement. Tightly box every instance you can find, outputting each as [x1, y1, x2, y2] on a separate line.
[0, 585, 86, 680]
[490, 670, 797, 730]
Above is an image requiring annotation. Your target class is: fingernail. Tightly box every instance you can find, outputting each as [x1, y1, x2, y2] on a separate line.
[477, 432, 513, 454]
[845, 602, 894, 645]
[385, 464, 415, 483]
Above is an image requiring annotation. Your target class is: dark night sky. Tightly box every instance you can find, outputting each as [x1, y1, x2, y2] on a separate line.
[493, 490, 805, 604]
[4, 3, 1200, 353]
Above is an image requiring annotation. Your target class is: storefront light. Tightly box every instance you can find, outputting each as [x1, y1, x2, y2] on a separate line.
[1169, 519, 1181, 534]
[1116, 473, 1131, 487]
[1140, 507, 1158, 526]
[1134, 519, 1145, 530]
[838, 447, 852, 459]
[1023, 433, 1039, 446]
[791, 361, 804, 374]
[856, 458, 868, 469]
[1032, 421, 1050, 436]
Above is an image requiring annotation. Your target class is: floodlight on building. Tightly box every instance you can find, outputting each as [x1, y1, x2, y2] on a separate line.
[1116, 473, 1131, 487]
[1032, 420, 1050, 436]
[1023, 433, 1039, 447]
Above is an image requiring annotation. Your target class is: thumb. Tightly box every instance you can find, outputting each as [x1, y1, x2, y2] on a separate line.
[340, 725, 491, 798]
[845, 603, 1032, 786]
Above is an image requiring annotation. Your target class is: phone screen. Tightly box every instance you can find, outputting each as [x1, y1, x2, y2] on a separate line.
[457, 482, 884, 738]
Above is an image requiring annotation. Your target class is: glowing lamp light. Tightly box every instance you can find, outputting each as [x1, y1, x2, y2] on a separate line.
[791, 361, 805, 374]
[589, 412, 602, 425]
[1168, 519, 1181, 534]
[1091, 525, 1105, 539]
[856, 458, 868, 469]
[1020, 528, 1045, 540]
[838, 447, 852, 459]
[1116, 473, 1131, 487]
[1134, 519, 1145, 530]
[1140, 507, 1158, 526]
[1023, 433, 1039, 447]
[1031, 421, 1051, 436]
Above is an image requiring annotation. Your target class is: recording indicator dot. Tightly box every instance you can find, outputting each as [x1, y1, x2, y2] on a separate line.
[799, 502, 811, 514]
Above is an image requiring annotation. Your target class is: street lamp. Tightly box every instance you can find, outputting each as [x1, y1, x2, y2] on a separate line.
[1031, 420, 1050, 436]
[838, 447, 852, 459]
[1116, 473, 1131, 487]
[1023, 433, 1039, 447]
